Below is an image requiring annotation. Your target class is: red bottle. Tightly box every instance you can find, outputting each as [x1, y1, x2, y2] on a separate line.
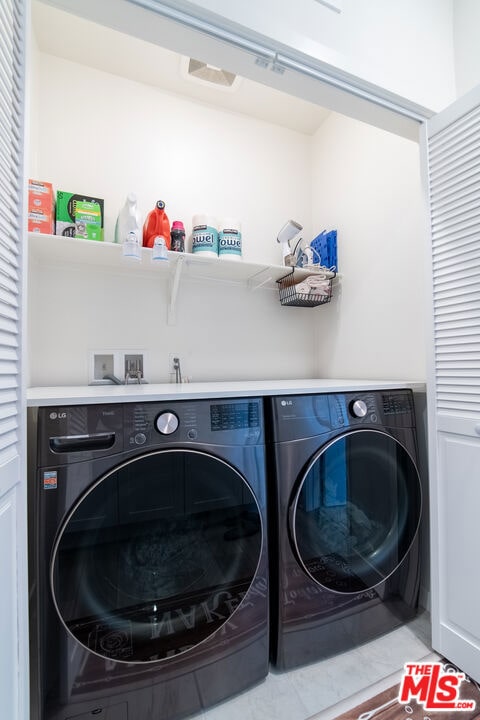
[143, 200, 171, 249]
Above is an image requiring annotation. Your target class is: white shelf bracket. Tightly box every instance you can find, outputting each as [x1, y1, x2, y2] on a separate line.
[167, 255, 185, 325]
[247, 267, 276, 291]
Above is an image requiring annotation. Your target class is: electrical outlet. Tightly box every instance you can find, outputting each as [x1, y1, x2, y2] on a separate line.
[124, 353, 144, 380]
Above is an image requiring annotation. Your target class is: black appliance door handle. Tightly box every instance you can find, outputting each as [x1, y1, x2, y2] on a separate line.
[49, 433, 116, 453]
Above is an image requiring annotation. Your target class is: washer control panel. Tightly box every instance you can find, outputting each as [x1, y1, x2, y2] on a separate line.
[124, 398, 263, 448]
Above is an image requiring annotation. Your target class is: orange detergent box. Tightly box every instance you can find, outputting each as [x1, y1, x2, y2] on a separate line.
[28, 179, 55, 234]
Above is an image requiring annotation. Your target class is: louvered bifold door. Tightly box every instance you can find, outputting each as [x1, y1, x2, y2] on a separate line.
[426, 84, 480, 683]
[429, 102, 480, 413]
[0, 1, 29, 719]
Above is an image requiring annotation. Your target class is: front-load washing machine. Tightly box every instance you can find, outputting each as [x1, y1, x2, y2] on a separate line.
[28, 397, 268, 720]
[266, 389, 422, 671]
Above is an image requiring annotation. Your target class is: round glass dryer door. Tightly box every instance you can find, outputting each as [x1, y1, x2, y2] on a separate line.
[290, 430, 421, 593]
[51, 450, 262, 663]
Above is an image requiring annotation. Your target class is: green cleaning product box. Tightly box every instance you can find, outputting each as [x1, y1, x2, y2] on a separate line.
[74, 200, 103, 241]
[55, 191, 104, 241]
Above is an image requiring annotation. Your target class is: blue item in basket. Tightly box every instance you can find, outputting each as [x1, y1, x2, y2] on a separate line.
[311, 230, 338, 271]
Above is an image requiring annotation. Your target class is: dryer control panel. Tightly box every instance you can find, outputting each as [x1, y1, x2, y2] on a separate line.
[269, 389, 415, 442]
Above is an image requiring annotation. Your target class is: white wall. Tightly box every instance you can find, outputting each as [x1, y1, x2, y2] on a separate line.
[35, 54, 312, 264]
[453, 0, 480, 98]
[28, 52, 316, 386]
[311, 113, 427, 381]
[179, 0, 456, 112]
[28, 262, 319, 385]
[27, 24, 40, 178]
[28, 49, 428, 387]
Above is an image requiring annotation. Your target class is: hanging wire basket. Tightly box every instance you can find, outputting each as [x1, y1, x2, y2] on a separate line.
[276, 266, 335, 307]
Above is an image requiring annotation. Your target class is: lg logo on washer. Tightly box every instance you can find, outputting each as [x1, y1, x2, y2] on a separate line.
[49, 411, 67, 420]
[281, 400, 293, 407]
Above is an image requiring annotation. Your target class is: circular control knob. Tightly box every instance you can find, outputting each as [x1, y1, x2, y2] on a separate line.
[349, 399, 368, 418]
[155, 411, 179, 435]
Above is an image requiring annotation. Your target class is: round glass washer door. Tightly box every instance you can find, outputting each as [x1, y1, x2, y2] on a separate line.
[290, 429, 421, 594]
[51, 449, 263, 663]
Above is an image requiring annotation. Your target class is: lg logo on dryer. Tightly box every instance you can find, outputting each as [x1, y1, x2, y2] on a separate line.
[49, 411, 67, 420]
[281, 400, 293, 407]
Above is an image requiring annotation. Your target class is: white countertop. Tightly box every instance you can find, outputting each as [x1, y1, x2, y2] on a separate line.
[27, 379, 426, 406]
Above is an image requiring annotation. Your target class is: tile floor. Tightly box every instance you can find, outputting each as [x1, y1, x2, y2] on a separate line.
[192, 610, 433, 720]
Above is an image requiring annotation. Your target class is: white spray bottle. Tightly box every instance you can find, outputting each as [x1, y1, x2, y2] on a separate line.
[115, 193, 142, 245]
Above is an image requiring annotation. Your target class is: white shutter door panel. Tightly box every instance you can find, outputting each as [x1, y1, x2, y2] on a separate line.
[426, 83, 480, 683]
[437, 433, 480, 639]
[0, 1, 28, 719]
[429, 99, 480, 416]
[0, 482, 21, 720]
[0, 0, 23, 470]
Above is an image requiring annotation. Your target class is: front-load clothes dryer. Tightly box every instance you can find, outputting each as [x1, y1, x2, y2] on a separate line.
[28, 398, 268, 720]
[266, 389, 422, 671]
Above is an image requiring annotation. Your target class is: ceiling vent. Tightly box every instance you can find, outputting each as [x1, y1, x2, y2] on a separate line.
[180, 57, 241, 91]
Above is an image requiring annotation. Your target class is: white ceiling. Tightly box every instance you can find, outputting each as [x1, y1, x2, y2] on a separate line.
[32, 1, 330, 135]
